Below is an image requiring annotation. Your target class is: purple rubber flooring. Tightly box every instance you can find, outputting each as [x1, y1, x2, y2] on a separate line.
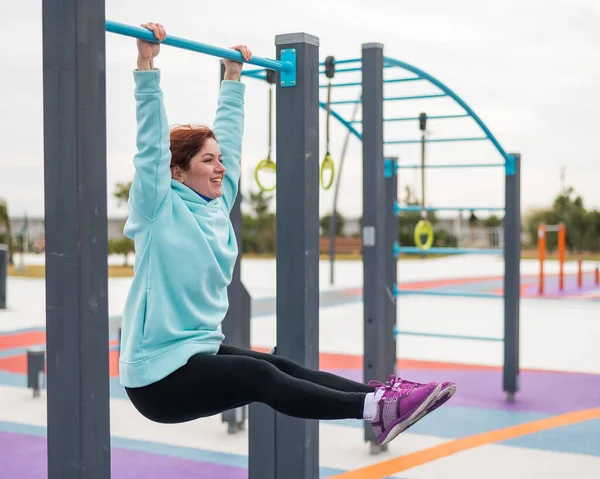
[2, 367, 599, 478]
[335, 367, 600, 414]
[0, 430, 245, 479]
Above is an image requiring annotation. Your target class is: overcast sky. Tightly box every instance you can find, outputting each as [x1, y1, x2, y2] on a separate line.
[1, 0, 599, 220]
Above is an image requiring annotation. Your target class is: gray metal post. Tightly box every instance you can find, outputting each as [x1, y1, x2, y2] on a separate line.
[361, 43, 390, 454]
[503, 153, 521, 402]
[276, 32, 320, 479]
[27, 348, 46, 397]
[385, 158, 399, 378]
[249, 346, 277, 479]
[219, 61, 252, 434]
[42, 1, 111, 478]
[0, 244, 6, 309]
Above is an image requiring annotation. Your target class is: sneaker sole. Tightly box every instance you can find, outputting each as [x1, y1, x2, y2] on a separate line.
[423, 382, 457, 416]
[378, 382, 442, 446]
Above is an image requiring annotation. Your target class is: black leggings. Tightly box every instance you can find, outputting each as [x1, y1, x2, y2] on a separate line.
[125, 345, 374, 424]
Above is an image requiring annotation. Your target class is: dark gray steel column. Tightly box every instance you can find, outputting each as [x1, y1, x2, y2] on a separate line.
[276, 33, 320, 479]
[0, 245, 6, 309]
[220, 61, 252, 433]
[42, 0, 111, 478]
[385, 158, 398, 378]
[361, 43, 388, 450]
[249, 345, 277, 479]
[503, 153, 521, 401]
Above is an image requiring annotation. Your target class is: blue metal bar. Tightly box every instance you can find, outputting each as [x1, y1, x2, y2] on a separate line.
[395, 290, 503, 299]
[385, 94, 447, 101]
[319, 57, 361, 66]
[320, 64, 395, 75]
[385, 77, 423, 83]
[329, 99, 362, 105]
[243, 69, 268, 80]
[385, 136, 488, 145]
[393, 327, 504, 342]
[383, 56, 510, 163]
[352, 113, 471, 124]
[397, 205, 505, 212]
[319, 81, 361, 88]
[397, 162, 505, 169]
[321, 66, 361, 74]
[396, 246, 503, 255]
[385, 114, 470, 122]
[243, 68, 265, 74]
[106, 21, 292, 73]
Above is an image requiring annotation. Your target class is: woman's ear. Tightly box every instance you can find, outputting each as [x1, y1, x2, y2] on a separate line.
[171, 166, 182, 181]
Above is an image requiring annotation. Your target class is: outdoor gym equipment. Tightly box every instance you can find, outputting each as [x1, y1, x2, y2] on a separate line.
[42, 7, 320, 478]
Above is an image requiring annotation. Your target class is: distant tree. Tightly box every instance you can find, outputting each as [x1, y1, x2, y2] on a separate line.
[524, 186, 600, 252]
[320, 212, 346, 237]
[0, 199, 14, 264]
[242, 189, 276, 253]
[114, 181, 132, 206]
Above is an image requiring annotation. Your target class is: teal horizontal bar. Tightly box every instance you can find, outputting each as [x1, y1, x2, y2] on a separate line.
[385, 114, 470, 122]
[319, 64, 395, 75]
[394, 328, 504, 342]
[385, 137, 488, 145]
[395, 290, 503, 300]
[397, 162, 505, 169]
[242, 70, 267, 80]
[396, 247, 503, 255]
[106, 21, 290, 73]
[397, 205, 505, 212]
[329, 99, 362, 105]
[319, 77, 423, 88]
[385, 94, 447, 101]
[320, 77, 424, 89]
[319, 81, 361, 88]
[321, 66, 361, 74]
[319, 57, 360, 66]
[385, 77, 422, 83]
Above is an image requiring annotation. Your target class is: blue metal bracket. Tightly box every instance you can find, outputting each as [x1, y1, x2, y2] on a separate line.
[279, 48, 297, 88]
[393, 241, 401, 258]
[505, 154, 516, 176]
[393, 201, 400, 217]
[384, 157, 398, 178]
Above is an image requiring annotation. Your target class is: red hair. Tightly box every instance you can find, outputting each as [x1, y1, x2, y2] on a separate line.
[169, 124, 217, 172]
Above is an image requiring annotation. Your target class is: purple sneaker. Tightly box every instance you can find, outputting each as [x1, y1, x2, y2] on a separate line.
[366, 378, 441, 446]
[393, 378, 457, 415]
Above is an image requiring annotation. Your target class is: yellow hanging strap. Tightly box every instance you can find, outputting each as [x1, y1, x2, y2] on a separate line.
[320, 56, 335, 190]
[414, 112, 434, 250]
[254, 72, 276, 192]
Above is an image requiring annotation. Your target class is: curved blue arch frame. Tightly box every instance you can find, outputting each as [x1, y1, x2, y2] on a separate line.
[241, 55, 510, 165]
[382, 57, 509, 162]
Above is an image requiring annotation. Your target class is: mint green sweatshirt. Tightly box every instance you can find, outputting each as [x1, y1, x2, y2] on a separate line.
[119, 69, 245, 388]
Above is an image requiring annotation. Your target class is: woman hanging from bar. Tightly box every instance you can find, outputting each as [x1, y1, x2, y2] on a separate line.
[119, 22, 456, 447]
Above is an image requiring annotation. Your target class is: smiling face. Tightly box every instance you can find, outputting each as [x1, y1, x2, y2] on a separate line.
[169, 125, 225, 200]
[172, 138, 226, 199]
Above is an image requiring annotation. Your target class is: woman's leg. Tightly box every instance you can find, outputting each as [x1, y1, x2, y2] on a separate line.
[218, 344, 374, 394]
[125, 351, 367, 424]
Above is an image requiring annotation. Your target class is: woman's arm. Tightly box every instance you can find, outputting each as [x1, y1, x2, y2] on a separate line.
[212, 45, 252, 212]
[128, 23, 172, 222]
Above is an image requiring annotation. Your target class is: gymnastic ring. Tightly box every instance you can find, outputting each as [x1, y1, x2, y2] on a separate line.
[254, 157, 277, 192]
[320, 152, 335, 190]
[414, 219, 434, 250]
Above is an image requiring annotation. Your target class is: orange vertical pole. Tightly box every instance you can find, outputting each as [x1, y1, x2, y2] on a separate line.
[538, 224, 545, 295]
[595, 266, 599, 286]
[577, 258, 583, 288]
[558, 223, 565, 291]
